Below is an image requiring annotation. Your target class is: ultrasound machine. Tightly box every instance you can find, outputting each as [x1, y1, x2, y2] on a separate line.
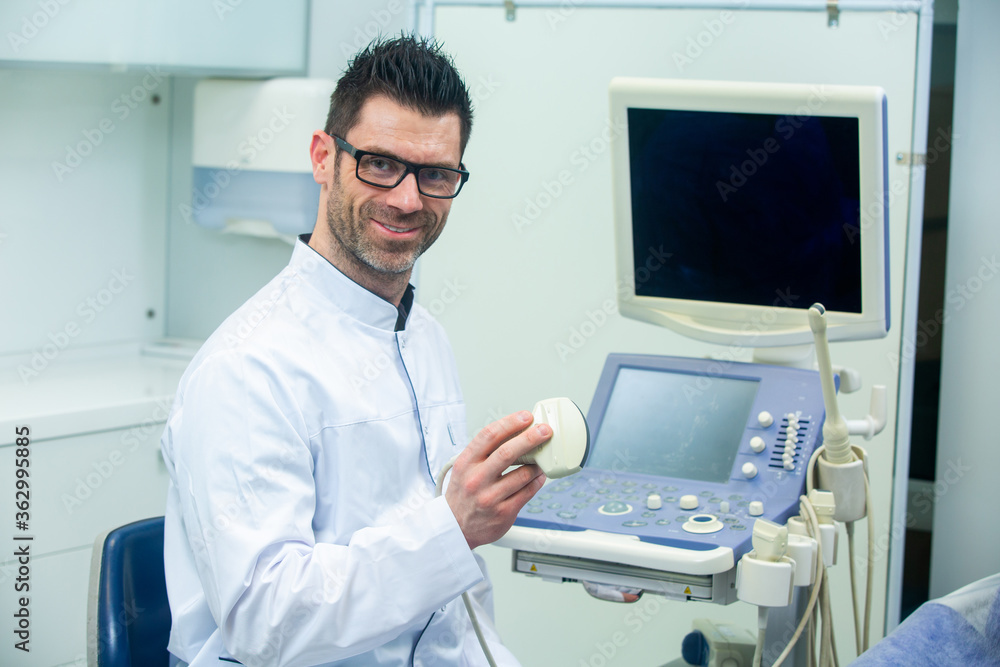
[496, 78, 891, 666]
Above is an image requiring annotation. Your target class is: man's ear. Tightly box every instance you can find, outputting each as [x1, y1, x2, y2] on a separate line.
[310, 131, 335, 184]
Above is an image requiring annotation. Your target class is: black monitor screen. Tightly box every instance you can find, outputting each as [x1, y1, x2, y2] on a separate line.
[586, 367, 759, 483]
[628, 108, 862, 313]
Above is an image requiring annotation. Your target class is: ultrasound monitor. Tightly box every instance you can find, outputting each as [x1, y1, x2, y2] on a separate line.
[609, 78, 890, 347]
[584, 366, 759, 483]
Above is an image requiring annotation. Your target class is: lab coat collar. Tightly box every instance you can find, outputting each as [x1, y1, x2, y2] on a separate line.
[291, 234, 414, 332]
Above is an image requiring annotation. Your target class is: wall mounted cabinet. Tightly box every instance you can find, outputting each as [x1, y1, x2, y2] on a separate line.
[0, 0, 308, 76]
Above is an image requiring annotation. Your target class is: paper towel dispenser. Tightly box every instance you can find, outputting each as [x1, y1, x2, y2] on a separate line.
[187, 77, 336, 241]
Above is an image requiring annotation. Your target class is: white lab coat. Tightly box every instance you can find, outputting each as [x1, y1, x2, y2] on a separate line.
[161, 237, 519, 666]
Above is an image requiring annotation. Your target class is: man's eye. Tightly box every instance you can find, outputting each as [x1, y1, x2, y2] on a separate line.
[368, 157, 394, 172]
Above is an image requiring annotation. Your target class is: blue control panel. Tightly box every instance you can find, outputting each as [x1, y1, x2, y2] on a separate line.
[511, 354, 826, 567]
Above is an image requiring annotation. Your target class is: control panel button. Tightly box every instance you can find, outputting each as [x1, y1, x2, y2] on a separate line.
[679, 494, 699, 510]
[749, 501, 764, 516]
[719, 501, 731, 514]
[757, 411, 774, 428]
[750, 436, 766, 453]
[646, 493, 663, 510]
[598, 501, 633, 516]
[742, 462, 758, 479]
[682, 514, 724, 534]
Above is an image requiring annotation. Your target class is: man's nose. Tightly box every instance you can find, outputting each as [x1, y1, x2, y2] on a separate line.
[384, 172, 424, 214]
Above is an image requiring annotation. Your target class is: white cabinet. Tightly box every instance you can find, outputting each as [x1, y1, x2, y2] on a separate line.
[0, 0, 308, 75]
[0, 347, 189, 666]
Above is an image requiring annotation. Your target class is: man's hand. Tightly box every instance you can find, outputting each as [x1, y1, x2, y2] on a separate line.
[445, 411, 551, 549]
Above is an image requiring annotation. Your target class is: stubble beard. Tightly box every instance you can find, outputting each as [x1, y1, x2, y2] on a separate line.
[325, 171, 444, 277]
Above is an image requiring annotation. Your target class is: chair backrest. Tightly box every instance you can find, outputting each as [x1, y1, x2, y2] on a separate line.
[88, 516, 170, 667]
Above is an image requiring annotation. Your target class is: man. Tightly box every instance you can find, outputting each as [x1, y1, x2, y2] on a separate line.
[161, 36, 549, 666]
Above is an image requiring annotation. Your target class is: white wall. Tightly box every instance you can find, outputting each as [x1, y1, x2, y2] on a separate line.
[929, 0, 1000, 599]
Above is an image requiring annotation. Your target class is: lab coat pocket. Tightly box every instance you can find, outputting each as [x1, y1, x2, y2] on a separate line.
[426, 403, 467, 481]
[446, 403, 468, 449]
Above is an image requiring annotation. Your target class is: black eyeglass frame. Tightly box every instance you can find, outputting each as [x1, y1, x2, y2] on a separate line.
[332, 135, 470, 199]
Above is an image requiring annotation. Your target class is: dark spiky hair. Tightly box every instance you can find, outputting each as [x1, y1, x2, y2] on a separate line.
[324, 34, 473, 154]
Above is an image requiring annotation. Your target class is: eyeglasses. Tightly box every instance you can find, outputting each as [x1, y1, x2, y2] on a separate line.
[332, 135, 470, 199]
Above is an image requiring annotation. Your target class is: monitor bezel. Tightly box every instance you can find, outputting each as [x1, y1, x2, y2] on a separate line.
[609, 77, 890, 347]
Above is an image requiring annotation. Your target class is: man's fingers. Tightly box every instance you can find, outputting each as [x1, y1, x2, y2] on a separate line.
[488, 423, 552, 478]
[493, 462, 544, 503]
[496, 467, 547, 519]
[466, 410, 534, 461]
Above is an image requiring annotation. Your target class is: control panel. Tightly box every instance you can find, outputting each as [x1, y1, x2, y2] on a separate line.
[496, 354, 826, 604]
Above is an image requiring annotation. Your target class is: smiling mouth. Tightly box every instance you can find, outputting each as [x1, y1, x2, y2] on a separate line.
[375, 220, 419, 234]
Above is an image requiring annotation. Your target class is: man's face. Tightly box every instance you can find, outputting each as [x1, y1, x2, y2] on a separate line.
[322, 96, 463, 277]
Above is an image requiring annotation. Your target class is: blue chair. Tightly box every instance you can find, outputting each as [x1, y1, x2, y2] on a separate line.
[88, 516, 171, 667]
